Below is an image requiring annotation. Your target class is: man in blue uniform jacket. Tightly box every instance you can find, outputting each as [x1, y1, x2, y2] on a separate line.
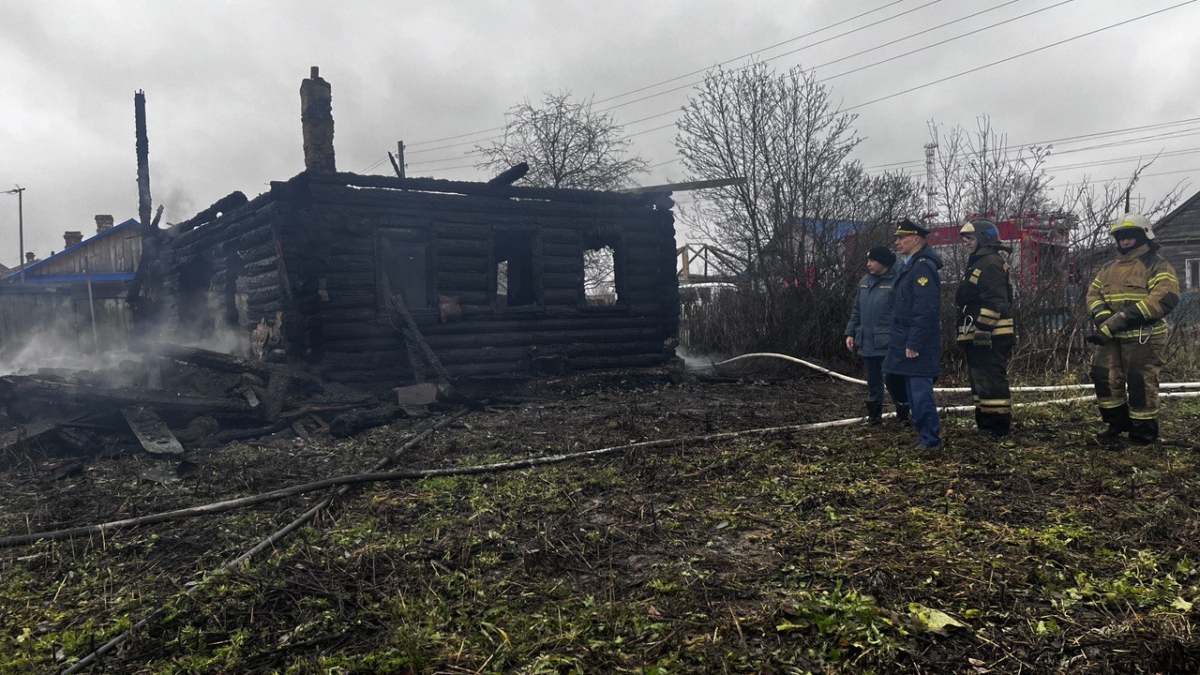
[844, 246, 910, 426]
[883, 218, 945, 449]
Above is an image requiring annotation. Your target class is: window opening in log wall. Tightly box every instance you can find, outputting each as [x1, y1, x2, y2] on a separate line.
[494, 231, 536, 307]
[583, 230, 621, 308]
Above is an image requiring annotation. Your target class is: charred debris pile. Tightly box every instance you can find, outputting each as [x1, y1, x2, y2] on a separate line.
[0, 344, 476, 469]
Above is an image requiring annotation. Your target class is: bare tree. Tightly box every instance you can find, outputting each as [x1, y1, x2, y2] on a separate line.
[928, 116, 1054, 228]
[674, 61, 922, 359]
[1057, 160, 1187, 251]
[476, 91, 648, 190]
[478, 92, 646, 303]
[676, 62, 866, 286]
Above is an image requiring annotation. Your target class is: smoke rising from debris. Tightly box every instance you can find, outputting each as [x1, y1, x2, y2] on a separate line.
[0, 320, 250, 378]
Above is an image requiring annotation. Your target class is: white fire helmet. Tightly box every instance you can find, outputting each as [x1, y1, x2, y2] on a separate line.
[1109, 212, 1154, 240]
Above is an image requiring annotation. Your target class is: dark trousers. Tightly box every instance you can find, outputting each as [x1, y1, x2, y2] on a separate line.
[863, 356, 908, 407]
[905, 376, 941, 446]
[963, 342, 1013, 435]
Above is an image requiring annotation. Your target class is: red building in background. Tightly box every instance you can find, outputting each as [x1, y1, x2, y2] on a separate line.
[924, 213, 1072, 291]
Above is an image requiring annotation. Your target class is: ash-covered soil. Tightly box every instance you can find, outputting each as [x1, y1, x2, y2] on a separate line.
[2, 365, 1198, 674]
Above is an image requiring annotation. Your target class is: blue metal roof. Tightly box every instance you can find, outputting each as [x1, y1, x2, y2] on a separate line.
[10, 272, 137, 284]
[3, 218, 140, 282]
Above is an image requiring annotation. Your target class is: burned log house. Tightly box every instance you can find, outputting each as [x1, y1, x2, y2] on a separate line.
[157, 172, 680, 388]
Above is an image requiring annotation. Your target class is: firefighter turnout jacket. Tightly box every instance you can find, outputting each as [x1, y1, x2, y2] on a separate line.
[955, 245, 1014, 344]
[1086, 244, 1179, 340]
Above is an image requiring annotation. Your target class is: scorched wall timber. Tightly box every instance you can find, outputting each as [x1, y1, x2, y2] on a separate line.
[159, 171, 680, 388]
[158, 192, 292, 345]
[287, 173, 678, 386]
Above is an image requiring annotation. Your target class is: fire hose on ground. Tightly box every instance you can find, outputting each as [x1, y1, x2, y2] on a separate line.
[18, 363, 1198, 671]
[711, 351, 1200, 394]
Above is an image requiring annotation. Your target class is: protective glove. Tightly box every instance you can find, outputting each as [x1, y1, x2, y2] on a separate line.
[972, 330, 992, 348]
[1099, 311, 1128, 335]
[1085, 332, 1112, 346]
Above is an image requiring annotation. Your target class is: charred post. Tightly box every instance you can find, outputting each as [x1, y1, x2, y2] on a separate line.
[134, 90, 153, 232]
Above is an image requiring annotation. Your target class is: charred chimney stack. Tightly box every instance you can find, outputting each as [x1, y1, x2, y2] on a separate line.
[300, 66, 336, 173]
[64, 231, 84, 248]
[95, 214, 114, 233]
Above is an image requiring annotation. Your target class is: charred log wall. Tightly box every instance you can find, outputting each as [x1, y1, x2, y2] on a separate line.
[156, 192, 293, 351]
[157, 171, 680, 387]
[279, 173, 678, 385]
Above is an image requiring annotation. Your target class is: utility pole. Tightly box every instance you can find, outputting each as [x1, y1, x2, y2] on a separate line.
[3, 186, 24, 282]
[388, 141, 406, 178]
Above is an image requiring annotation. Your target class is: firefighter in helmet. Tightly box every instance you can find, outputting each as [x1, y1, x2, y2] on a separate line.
[956, 218, 1015, 437]
[1085, 213, 1180, 444]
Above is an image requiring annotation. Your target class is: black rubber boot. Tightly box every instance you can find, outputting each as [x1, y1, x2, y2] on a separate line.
[862, 401, 883, 426]
[1096, 404, 1132, 443]
[894, 404, 911, 427]
[1129, 419, 1158, 445]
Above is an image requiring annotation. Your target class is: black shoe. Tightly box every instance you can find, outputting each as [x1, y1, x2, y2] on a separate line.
[1095, 425, 1126, 443]
[912, 440, 943, 451]
[862, 402, 883, 426]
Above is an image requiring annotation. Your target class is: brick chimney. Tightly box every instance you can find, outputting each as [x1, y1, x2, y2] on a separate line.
[25, 252, 36, 264]
[64, 231, 84, 248]
[95, 214, 114, 233]
[300, 66, 336, 173]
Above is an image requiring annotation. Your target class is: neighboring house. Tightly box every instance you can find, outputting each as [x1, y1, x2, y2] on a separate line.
[0, 215, 142, 358]
[1152, 189, 1200, 293]
[2, 216, 142, 284]
[140, 71, 679, 387]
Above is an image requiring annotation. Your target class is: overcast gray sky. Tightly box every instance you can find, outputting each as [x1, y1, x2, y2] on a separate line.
[2, 0, 1198, 266]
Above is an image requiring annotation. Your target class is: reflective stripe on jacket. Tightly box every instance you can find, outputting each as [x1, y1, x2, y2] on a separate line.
[1086, 243, 1180, 339]
[955, 245, 1014, 343]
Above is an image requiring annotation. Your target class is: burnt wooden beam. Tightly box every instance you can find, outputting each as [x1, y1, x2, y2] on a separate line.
[121, 407, 185, 457]
[487, 162, 529, 187]
[3, 377, 256, 423]
[613, 177, 746, 194]
[149, 344, 323, 394]
[330, 405, 407, 438]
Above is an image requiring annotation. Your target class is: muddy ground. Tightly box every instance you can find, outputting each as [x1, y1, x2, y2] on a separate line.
[1, 363, 1199, 674]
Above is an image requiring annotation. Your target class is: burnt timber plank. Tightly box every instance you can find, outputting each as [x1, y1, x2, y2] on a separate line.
[121, 407, 185, 457]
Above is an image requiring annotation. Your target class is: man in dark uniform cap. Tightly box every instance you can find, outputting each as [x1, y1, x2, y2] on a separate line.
[883, 218, 945, 449]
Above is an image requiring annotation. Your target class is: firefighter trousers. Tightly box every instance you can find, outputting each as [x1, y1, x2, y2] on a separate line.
[963, 341, 1012, 436]
[1090, 331, 1167, 441]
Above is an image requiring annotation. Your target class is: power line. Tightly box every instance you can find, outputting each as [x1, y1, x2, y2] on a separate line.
[591, 0, 917, 106]
[820, 0, 1076, 81]
[405, 0, 928, 151]
[844, 0, 1197, 111]
[408, 0, 1164, 172]
[403, 1, 1198, 183]
[586, 0, 952, 115]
